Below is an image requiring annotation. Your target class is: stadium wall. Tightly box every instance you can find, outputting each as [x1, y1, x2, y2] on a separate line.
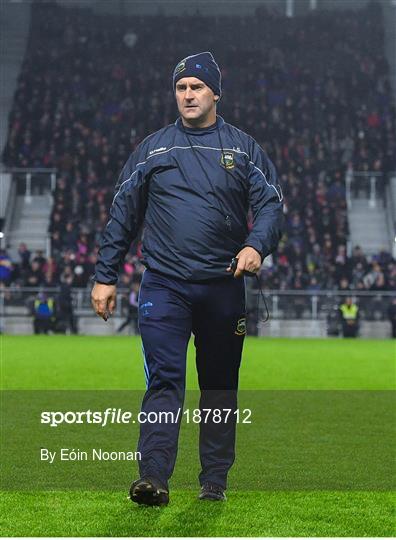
[2, 315, 392, 339]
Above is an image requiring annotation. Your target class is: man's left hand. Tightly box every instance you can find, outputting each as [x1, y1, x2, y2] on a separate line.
[227, 247, 262, 278]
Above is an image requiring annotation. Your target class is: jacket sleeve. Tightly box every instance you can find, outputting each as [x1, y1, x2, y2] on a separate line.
[94, 146, 149, 284]
[243, 137, 284, 260]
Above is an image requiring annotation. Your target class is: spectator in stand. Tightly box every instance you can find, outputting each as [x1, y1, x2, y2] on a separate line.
[63, 222, 78, 251]
[0, 250, 12, 286]
[42, 256, 58, 286]
[117, 279, 140, 334]
[24, 260, 43, 287]
[32, 250, 46, 267]
[388, 298, 396, 339]
[57, 275, 78, 334]
[17, 243, 31, 270]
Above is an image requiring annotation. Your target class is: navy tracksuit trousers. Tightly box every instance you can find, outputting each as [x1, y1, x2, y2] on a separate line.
[137, 269, 246, 490]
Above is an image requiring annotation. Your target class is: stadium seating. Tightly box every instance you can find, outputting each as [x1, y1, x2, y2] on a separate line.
[2, 2, 395, 291]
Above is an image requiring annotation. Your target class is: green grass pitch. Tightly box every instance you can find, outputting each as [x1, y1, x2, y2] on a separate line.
[1, 335, 395, 537]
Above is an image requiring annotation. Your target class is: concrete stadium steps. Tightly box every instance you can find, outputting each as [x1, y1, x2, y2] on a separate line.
[348, 198, 390, 255]
[7, 195, 52, 259]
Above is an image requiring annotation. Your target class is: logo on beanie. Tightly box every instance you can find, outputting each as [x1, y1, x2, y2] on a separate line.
[220, 151, 235, 170]
[175, 60, 186, 75]
[195, 63, 209, 73]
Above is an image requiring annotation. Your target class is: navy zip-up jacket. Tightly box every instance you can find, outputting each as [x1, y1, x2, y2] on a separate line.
[94, 115, 284, 283]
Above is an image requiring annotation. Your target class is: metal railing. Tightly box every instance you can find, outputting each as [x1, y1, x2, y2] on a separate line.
[0, 287, 394, 322]
[345, 169, 385, 209]
[6, 167, 57, 201]
[247, 289, 394, 323]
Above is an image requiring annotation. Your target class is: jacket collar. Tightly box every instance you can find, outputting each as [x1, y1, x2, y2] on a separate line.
[175, 115, 225, 135]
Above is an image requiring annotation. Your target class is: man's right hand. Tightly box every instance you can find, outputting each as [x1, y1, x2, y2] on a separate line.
[91, 283, 117, 321]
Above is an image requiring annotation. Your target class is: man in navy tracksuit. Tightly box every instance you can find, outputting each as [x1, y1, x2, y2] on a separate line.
[92, 52, 283, 505]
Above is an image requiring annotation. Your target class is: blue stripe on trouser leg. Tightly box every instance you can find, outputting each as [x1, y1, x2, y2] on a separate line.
[138, 271, 150, 388]
[192, 277, 246, 490]
[137, 270, 192, 489]
[141, 344, 149, 388]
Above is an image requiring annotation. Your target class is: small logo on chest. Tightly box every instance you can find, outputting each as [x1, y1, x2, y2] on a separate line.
[149, 147, 167, 156]
[220, 151, 235, 169]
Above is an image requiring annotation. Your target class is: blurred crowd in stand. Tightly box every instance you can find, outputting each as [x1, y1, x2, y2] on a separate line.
[0, 242, 394, 294]
[1, 1, 395, 296]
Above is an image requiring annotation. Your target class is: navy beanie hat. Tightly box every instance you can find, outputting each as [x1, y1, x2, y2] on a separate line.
[173, 52, 222, 98]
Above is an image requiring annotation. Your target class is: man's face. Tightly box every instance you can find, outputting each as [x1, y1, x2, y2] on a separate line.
[175, 77, 217, 125]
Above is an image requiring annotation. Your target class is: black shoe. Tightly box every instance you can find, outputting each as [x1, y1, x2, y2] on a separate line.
[198, 482, 226, 501]
[129, 477, 169, 506]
